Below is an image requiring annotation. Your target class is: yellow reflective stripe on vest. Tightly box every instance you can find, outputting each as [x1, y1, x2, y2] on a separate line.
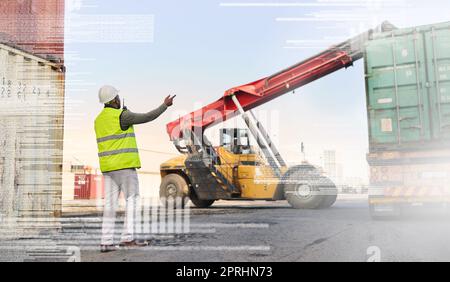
[96, 135, 138, 155]
[97, 133, 136, 143]
[98, 148, 139, 157]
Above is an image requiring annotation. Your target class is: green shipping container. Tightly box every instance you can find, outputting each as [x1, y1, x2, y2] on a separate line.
[365, 21, 450, 151]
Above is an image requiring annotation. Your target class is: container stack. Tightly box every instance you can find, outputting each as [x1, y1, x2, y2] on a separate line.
[365, 22, 450, 210]
[0, 0, 65, 237]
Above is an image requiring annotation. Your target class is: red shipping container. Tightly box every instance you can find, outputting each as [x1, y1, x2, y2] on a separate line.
[90, 174, 105, 200]
[0, 0, 65, 61]
[74, 174, 105, 200]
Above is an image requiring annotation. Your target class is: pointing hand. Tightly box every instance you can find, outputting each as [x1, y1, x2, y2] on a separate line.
[164, 95, 176, 107]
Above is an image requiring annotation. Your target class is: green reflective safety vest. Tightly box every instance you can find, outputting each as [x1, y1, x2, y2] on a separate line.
[95, 108, 141, 173]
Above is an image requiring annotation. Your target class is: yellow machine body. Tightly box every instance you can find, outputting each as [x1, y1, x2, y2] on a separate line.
[160, 147, 286, 200]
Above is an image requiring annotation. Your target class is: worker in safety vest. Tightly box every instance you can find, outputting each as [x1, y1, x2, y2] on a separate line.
[95, 85, 175, 253]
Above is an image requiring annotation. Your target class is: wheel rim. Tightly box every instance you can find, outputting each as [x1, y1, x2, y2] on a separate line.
[295, 184, 313, 199]
[166, 183, 178, 197]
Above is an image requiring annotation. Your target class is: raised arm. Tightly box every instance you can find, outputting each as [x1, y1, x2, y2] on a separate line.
[120, 95, 175, 130]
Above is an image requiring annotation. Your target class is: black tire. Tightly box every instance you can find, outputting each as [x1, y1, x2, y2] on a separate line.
[318, 187, 338, 209]
[160, 174, 189, 208]
[189, 190, 215, 208]
[283, 166, 336, 209]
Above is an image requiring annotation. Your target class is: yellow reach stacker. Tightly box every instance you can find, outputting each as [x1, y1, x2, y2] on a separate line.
[159, 23, 395, 209]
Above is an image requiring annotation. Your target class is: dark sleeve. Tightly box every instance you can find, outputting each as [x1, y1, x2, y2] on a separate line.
[120, 104, 168, 130]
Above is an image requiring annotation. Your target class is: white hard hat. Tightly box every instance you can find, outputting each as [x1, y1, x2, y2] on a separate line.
[98, 85, 119, 104]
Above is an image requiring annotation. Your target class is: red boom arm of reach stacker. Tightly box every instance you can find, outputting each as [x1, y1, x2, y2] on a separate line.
[166, 22, 395, 141]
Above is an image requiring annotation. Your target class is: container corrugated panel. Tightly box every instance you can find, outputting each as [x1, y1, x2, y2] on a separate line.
[0, 0, 65, 61]
[0, 43, 65, 219]
[365, 21, 450, 151]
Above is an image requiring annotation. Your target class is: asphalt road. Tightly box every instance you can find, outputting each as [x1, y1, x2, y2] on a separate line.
[79, 196, 450, 262]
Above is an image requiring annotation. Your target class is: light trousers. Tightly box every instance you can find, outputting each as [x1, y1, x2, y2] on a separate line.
[101, 168, 140, 246]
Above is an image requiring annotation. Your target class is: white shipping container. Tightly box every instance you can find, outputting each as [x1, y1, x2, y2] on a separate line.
[0, 43, 65, 220]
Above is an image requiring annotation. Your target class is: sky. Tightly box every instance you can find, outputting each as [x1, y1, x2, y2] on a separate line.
[63, 0, 450, 183]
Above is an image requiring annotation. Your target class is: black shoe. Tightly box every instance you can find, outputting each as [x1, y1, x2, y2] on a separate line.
[100, 245, 118, 253]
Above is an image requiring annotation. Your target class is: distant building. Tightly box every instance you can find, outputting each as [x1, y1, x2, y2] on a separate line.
[340, 177, 369, 194]
[323, 150, 337, 179]
[323, 150, 344, 183]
